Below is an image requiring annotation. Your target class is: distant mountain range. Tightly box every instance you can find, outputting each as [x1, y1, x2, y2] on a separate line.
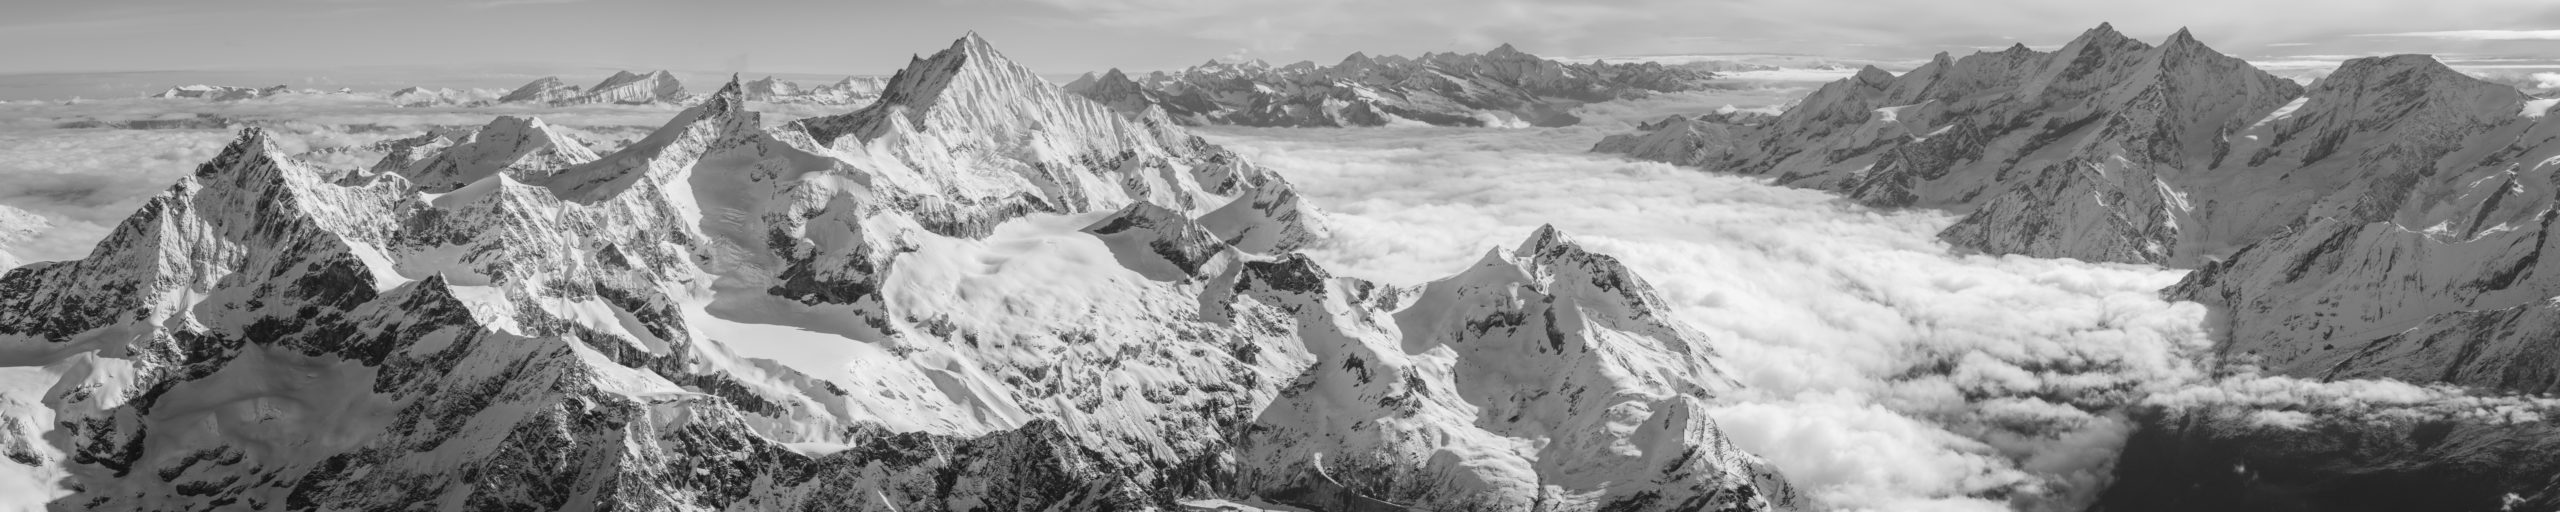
[1064, 44, 1726, 128]
[127, 71, 887, 109]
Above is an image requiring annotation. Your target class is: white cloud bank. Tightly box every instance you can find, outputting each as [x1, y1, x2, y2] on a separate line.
[1201, 96, 2560, 510]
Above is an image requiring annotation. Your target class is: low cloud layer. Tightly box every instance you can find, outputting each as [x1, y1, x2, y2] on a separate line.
[1204, 95, 2560, 510]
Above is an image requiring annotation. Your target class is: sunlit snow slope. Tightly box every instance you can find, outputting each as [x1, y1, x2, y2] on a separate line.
[0, 34, 1790, 512]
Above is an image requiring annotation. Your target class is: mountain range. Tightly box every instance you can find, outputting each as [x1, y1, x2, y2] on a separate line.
[1595, 22, 2560, 511]
[0, 34, 1794, 511]
[1064, 44, 1723, 128]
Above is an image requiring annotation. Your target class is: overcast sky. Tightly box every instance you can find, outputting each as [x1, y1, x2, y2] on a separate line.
[4, 0, 2559, 77]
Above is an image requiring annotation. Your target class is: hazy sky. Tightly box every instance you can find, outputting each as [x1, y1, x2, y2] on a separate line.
[4, 0, 2559, 77]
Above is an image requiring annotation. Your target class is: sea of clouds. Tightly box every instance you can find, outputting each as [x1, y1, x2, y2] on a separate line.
[1198, 96, 2560, 510]
[1201, 118, 2208, 510]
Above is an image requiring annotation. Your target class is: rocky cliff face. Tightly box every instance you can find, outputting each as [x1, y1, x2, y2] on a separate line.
[1067, 44, 1721, 128]
[1602, 24, 2308, 266]
[0, 33, 1791, 511]
[1590, 25, 2560, 391]
[2163, 57, 2560, 390]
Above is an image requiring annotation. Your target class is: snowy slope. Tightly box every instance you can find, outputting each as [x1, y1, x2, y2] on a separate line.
[377, 116, 600, 192]
[1068, 44, 1721, 128]
[0, 34, 1791, 511]
[496, 76, 582, 104]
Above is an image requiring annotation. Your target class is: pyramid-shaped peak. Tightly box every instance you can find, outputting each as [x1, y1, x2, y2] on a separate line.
[234, 126, 275, 147]
[951, 31, 999, 55]
[481, 115, 548, 134]
[1490, 43, 1526, 56]
[2004, 42, 2034, 53]
[191, 127, 292, 180]
[1853, 65, 1896, 86]
[1516, 224, 1574, 255]
[700, 74, 748, 113]
[1341, 52, 1374, 65]
[2166, 26, 2197, 43]
[1100, 68, 1132, 81]
[2080, 22, 2135, 42]
[788, 31, 1140, 147]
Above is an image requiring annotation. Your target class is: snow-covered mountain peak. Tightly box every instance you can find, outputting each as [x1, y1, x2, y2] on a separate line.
[1516, 223, 1573, 255]
[382, 115, 599, 192]
[794, 33, 1103, 145]
[2085, 21, 2125, 41]
[0, 33, 1802, 512]
[496, 75, 579, 103]
[951, 30, 996, 54]
[2163, 26, 2200, 47]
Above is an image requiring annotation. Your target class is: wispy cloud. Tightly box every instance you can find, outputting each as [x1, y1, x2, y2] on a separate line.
[2354, 29, 2560, 40]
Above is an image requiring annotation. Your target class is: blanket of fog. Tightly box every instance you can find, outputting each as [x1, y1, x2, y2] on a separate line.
[1202, 97, 2557, 511]
[1199, 108, 2200, 509]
